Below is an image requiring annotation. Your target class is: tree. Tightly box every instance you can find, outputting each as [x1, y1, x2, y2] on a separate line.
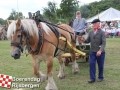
[60, 0, 79, 23]
[80, 5, 90, 18]
[87, 0, 120, 18]
[43, 1, 58, 23]
[0, 18, 6, 25]
[42, 0, 120, 23]
[7, 9, 24, 20]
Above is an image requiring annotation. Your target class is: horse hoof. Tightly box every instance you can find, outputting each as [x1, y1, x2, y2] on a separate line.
[45, 85, 58, 90]
[40, 75, 47, 82]
[73, 71, 79, 74]
[72, 69, 79, 74]
[57, 74, 65, 79]
[45, 89, 57, 90]
[59, 76, 65, 79]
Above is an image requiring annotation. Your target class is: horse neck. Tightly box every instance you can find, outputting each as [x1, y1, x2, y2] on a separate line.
[28, 33, 39, 51]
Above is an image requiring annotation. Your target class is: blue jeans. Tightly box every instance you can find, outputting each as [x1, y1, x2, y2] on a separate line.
[89, 52, 105, 80]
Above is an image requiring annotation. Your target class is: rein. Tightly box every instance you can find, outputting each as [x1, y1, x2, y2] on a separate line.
[39, 19, 88, 38]
[39, 19, 75, 35]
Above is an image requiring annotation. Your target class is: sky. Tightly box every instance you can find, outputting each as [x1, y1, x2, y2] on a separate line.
[0, 0, 101, 19]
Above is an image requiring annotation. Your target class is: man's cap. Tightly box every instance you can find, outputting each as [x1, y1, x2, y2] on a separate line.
[91, 19, 100, 24]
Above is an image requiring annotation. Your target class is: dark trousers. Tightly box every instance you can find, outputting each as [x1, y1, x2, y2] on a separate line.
[89, 52, 105, 80]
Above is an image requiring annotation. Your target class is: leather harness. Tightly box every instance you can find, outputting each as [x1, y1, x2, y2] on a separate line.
[11, 22, 74, 57]
[11, 25, 44, 55]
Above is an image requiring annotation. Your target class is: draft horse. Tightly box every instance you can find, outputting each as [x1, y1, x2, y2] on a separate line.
[7, 19, 79, 90]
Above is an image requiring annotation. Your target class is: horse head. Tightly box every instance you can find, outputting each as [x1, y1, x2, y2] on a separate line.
[7, 19, 26, 59]
[7, 19, 39, 59]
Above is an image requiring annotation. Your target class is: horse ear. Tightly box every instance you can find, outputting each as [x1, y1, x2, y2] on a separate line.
[16, 19, 21, 27]
[7, 20, 13, 25]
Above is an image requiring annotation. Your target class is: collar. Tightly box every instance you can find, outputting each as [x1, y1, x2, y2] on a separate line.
[94, 28, 101, 32]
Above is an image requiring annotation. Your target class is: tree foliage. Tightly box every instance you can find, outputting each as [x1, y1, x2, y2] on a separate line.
[0, 0, 119, 24]
[80, 5, 90, 18]
[7, 9, 24, 20]
[0, 18, 6, 25]
[43, 0, 79, 23]
[43, 2, 58, 23]
[85, 0, 120, 18]
[60, 0, 79, 22]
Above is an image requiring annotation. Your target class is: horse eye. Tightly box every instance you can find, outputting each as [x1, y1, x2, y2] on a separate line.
[17, 35, 21, 38]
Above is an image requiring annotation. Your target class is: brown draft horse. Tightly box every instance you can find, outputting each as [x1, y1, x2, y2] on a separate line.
[7, 19, 79, 90]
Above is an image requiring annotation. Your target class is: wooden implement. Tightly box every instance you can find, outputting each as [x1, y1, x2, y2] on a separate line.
[59, 37, 86, 56]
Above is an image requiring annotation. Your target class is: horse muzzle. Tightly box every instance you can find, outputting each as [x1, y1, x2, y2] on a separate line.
[11, 48, 21, 59]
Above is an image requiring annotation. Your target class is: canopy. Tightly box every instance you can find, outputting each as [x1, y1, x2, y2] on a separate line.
[87, 7, 120, 22]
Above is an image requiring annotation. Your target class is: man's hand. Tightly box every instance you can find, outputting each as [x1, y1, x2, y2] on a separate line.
[96, 50, 102, 56]
[78, 36, 85, 44]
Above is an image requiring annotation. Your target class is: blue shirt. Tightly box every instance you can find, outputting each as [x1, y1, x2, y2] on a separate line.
[72, 18, 87, 33]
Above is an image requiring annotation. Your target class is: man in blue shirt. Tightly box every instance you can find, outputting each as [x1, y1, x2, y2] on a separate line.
[72, 11, 87, 36]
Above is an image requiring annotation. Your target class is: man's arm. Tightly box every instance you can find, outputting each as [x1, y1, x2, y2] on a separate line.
[84, 32, 90, 43]
[79, 32, 91, 43]
[99, 31, 106, 52]
[97, 31, 106, 56]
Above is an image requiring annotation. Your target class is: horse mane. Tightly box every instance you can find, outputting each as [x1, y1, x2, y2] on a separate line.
[40, 22, 51, 35]
[7, 19, 51, 39]
[21, 19, 39, 37]
[7, 19, 39, 39]
[7, 21, 16, 39]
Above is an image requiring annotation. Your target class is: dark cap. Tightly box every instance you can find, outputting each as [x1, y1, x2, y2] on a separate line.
[91, 19, 100, 24]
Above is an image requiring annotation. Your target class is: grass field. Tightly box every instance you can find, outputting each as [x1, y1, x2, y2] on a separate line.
[0, 38, 120, 90]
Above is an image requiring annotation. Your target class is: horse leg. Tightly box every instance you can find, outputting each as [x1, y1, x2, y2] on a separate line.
[32, 56, 47, 82]
[57, 56, 65, 79]
[45, 56, 58, 90]
[70, 45, 79, 74]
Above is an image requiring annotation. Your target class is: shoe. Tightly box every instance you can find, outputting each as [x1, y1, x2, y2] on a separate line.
[88, 80, 95, 83]
[97, 79, 103, 82]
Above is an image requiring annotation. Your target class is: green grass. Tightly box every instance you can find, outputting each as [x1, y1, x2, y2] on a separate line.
[0, 38, 120, 90]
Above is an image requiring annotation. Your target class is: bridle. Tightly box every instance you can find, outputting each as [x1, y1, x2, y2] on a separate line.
[10, 25, 25, 53]
[10, 24, 44, 55]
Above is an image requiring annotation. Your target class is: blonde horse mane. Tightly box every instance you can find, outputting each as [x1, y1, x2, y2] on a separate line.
[7, 19, 51, 39]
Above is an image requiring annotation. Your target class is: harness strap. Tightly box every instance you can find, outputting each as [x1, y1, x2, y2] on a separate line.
[46, 24, 60, 38]
[45, 24, 74, 57]
[11, 42, 23, 53]
[46, 24, 61, 56]
[28, 29, 44, 55]
[10, 26, 24, 53]
[43, 38, 65, 52]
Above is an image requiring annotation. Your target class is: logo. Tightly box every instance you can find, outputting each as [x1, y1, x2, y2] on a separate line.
[0, 74, 40, 89]
[0, 74, 13, 89]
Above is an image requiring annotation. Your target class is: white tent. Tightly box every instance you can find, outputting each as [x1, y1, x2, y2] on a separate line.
[87, 7, 120, 22]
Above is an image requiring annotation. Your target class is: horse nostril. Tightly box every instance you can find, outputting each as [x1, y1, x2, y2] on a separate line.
[12, 53, 20, 59]
[15, 53, 19, 57]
